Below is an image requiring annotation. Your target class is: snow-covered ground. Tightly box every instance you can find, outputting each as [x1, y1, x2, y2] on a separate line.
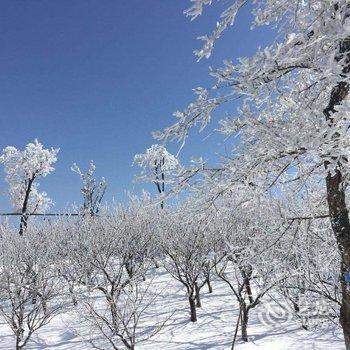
[0, 269, 345, 349]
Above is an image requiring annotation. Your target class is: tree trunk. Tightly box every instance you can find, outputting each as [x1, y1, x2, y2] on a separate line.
[15, 333, 24, 350]
[195, 282, 201, 308]
[323, 26, 350, 349]
[231, 304, 241, 350]
[125, 257, 134, 278]
[152, 257, 160, 269]
[326, 169, 350, 349]
[19, 215, 28, 236]
[241, 266, 254, 304]
[240, 303, 249, 342]
[206, 278, 213, 293]
[19, 176, 35, 235]
[189, 296, 197, 322]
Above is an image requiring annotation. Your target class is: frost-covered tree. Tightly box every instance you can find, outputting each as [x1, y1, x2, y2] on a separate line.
[134, 144, 179, 208]
[279, 215, 341, 330]
[0, 140, 59, 235]
[64, 206, 167, 350]
[0, 223, 65, 349]
[71, 160, 106, 216]
[157, 206, 221, 322]
[206, 190, 287, 343]
[156, 1, 350, 346]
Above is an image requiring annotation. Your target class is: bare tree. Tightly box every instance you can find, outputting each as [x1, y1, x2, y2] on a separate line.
[208, 193, 287, 343]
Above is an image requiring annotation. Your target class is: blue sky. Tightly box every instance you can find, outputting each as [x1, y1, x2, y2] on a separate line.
[0, 0, 272, 211]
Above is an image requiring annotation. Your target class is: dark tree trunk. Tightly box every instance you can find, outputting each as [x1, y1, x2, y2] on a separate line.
[15, 331, 24, 350]
[189, 296, 197, 322]
[16, 338, 20, 350]
[240, 303, 249, 342]
[153, 258, 160, 269]
[206, 278, 213, 293]
[323, 23, 350, 348]
[19, 215, 28, 236]
[125, 256, 134, 278]
[231, 305, 241, 350]
[195, 282, 201, 308]
[19, 176, 35, 235]
[69, 285, 78, 306]
[325, 169, 350, 349]
[241, 266, 254, 304]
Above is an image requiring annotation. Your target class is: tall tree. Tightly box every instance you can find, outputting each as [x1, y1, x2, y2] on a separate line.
[156, 1, 350, 346]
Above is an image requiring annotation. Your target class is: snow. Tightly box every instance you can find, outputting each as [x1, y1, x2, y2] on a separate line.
[0, 268, 345, 349]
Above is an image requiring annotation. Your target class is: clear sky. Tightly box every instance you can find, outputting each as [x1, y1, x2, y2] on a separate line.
[0, 0, 272, 211]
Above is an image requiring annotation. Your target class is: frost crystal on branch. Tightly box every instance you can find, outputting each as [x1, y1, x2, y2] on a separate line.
[134, 144, 179, 172]
[157, 0, 350, 194]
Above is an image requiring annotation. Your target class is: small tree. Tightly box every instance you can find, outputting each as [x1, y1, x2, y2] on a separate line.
[134, 144, 179, 208]
[0, 139, 59, 234]
[67, 206, 166, 349]
[279, 217, 341, 329]
[0, 223, 64, 349]
[71, 160, 106, 216]
[158, 207, 219, 322]
[82, 278, 169, 350]
[213, 195, 286, 343]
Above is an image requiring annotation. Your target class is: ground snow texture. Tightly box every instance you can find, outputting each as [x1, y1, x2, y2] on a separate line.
[0, 269, 345, 349]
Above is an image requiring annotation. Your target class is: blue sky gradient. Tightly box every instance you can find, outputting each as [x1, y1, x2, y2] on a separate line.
[0, 0, 272, 211]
